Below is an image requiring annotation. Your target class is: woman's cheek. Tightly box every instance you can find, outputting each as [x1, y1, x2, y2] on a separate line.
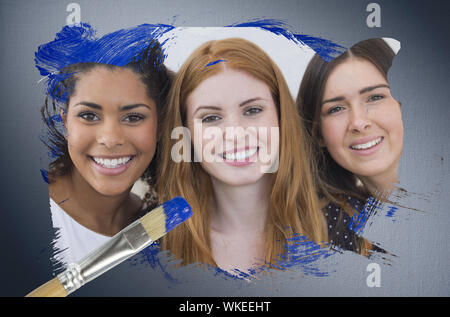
[385, 103, 404, 150]
[135, 122, 158, 152]
[66, 120, 94, 151]
[321, 119, 343, 152]
[378, 101, 403, 138]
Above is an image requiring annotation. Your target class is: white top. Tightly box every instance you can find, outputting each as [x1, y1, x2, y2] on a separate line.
[50, 198, 111, 268]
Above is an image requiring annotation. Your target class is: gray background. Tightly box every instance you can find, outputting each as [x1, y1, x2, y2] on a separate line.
[0, 0, 449, 297]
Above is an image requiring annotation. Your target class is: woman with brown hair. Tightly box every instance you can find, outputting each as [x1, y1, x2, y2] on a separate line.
[155, 37, 327, 273]
[297, 38, 402, 255]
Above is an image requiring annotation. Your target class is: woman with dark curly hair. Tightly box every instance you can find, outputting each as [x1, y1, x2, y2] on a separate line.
[36, 24, 172, 267]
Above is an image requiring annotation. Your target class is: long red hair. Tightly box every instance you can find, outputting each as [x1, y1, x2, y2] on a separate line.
[156, 38, 327, 266]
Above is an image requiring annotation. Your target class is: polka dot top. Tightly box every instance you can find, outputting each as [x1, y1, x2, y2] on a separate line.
[323, 196, 386, 256]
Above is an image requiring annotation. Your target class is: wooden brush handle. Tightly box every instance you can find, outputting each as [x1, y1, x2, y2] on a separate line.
[26, 277, 68, 297]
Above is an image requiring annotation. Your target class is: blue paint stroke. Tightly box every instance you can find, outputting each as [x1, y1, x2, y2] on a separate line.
[348, 197, 381, 235]
[35, 22, 174, 104]
[127, 243, 181, 286]
[205, 59, 227, 68]
[212, 266, 259, 282]
[40, 169, 49, 184]
[348, 197, 399, 235]
[227, 18, 346, 62]
[293, 34, 345, 62]
[386, 205, 398, 221]
[271, 235, 336, 277]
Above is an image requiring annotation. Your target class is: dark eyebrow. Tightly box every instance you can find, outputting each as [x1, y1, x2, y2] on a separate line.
[73, 102, 151, 111]
[322, 84, 390, 106]
[73, 101, 102, 110]
[359, 84, 390, 94]
[322, 96, 345, 106]
[119, 104, 152, 111]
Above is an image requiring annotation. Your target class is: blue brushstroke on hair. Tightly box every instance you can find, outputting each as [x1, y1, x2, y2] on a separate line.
[47, 114, 63, 124]
[35, 22, 174, 104]
[205, 59, 227, 68]
[227, 18, 346, 62]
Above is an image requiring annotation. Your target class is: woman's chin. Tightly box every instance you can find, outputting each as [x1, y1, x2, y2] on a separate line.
[92, 184, 132, 197]
[211, 171, 268, 187]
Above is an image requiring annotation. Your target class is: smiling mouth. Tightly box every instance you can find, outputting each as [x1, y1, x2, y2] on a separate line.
[221, 147, 259, 161]
[90, 156, 134, 169]
[350, 137, 384, 150]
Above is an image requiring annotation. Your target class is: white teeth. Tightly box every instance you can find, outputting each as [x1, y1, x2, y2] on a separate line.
[351, 137, 383, 150]
[223, 148, 258, 161]
[92, 156, 132, 168]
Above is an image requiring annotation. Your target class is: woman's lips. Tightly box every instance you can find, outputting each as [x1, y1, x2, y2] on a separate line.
[349, 136, 384, 156]
[89, 155, 135, 176]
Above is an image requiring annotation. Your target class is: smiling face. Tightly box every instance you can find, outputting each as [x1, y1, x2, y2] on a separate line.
[320, 57, 403, 182]
[185, 68, 279, 187]
[63, 66, 157, 196]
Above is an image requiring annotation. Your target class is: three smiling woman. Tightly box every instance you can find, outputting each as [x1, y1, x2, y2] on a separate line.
[38, 25, 401, 274]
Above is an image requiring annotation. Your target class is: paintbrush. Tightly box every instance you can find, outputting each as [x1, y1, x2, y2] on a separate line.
[26, 196, 192, 297]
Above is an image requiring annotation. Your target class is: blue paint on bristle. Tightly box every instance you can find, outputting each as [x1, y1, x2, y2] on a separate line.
[161, 196, 193, 233]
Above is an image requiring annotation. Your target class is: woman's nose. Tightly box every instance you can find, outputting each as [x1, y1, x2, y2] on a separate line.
[96, 121, 124, 148]
[222, 118, 257, 148]
[348, 105, 371, 133]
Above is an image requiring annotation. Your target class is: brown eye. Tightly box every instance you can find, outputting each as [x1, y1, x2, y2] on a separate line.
[202, 115, 221, 123]
[123, 113, 145, 123]
[78, 112, 100, 122]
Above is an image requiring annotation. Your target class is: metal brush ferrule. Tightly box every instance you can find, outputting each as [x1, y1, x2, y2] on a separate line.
[57, 220, 152, 295]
